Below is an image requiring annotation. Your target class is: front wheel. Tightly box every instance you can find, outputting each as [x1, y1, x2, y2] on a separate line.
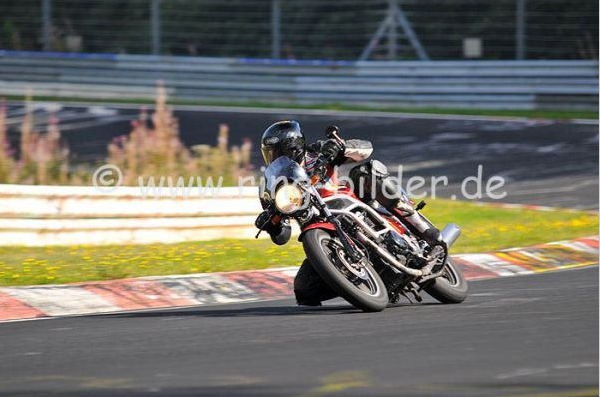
[423, 258, 468, 304]
[302, 229, 388, 312]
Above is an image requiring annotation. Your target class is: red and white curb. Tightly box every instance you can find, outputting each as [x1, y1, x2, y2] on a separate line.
[0, 236, 597, 322]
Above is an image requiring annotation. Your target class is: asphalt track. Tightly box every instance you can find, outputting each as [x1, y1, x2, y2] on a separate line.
[5, 103, 599, 209]
[0, 266, 597, 397]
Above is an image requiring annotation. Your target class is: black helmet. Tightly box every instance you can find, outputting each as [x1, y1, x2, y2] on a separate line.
[260, 120, 306, 165]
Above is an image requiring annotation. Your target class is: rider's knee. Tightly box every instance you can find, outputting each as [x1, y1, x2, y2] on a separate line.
[294, 259, 337, 305]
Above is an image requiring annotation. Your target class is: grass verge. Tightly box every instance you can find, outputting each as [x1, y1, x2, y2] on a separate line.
[0, 200, 597, 287]
[4, 95, 597, 120]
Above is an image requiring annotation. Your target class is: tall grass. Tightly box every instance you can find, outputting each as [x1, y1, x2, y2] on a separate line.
[0, 93, 69, 185]
[0, 84, 253, 185]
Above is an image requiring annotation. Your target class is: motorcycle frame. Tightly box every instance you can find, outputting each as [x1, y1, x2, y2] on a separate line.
[320, 192, 425, 277]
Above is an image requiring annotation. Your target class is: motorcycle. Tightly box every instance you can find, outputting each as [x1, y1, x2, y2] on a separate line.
[256, 127, 468, 312]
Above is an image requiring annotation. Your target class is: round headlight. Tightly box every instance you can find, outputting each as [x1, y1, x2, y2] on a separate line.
[274, 184, 305, 214]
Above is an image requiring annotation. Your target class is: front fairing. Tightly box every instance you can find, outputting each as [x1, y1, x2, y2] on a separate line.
[260, 156, 309, 203]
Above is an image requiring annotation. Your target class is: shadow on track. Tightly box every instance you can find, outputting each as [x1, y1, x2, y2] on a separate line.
[100, 301, 442, 320]
[108, 304, 361, 319]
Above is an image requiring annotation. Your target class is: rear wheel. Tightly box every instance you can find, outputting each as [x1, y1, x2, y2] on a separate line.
[302, 229, 388, 312]
[423, 258, 468, 304]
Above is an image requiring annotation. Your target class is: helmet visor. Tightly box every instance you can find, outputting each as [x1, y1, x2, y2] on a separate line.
[261, 145, 304, 166]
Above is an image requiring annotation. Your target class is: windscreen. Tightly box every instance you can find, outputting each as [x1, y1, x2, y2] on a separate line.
[262, 156, 309, 197]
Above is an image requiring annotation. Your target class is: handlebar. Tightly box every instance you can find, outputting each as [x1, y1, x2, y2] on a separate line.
[325, 125, 343, 143]
[309, 155, 329, 180]
[308, 125, 345, 181]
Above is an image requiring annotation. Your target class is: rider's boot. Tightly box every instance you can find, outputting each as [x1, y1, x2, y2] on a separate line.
[379, 176, 443, 247]
[391, 201, 443, 248]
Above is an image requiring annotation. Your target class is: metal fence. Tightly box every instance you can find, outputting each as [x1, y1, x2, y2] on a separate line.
[1, 0, 597, 61]
[0, 52, 597, 109]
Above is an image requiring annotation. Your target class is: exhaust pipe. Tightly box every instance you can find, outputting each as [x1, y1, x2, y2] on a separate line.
[355, 231, 423, 277]
[441, 223, 461, 248]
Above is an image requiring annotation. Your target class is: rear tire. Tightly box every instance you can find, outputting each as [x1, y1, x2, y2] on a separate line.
[302, 229, 388, 312]
[423, 258, 468, 304]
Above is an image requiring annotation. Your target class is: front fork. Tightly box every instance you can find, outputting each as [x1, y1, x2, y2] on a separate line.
[309, 186, 364, 263]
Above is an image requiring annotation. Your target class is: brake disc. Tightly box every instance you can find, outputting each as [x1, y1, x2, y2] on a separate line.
[336, 248, 369, 280]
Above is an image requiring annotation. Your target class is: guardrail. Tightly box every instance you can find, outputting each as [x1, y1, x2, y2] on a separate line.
[0, 184, 263, 246]
[0, 51, 597, 110]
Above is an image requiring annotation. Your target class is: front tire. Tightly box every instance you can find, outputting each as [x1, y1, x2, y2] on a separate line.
[302, 229, 388, 312]
[423, 258, 468, 304]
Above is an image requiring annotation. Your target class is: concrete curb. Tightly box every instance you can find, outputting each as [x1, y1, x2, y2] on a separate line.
[2, 181, 596, 246]
[0, 236, 597, 322]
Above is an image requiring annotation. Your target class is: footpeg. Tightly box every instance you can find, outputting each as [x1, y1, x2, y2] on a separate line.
[400, 284, 423, 303]
[410, 287, 423, 303]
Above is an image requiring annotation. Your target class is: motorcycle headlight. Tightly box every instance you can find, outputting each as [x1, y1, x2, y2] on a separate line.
[274, 184, 305, 214]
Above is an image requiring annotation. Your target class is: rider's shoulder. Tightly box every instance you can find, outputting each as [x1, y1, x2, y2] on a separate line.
[345, 139, 373, 149]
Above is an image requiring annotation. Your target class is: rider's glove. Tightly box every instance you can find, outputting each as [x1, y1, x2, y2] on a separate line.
[254, 210, 291, 245]
[254, 210, 272, 230]
[321, 139, 345, 163]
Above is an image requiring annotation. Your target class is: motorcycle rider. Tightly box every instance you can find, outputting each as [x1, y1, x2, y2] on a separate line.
[255, 120, 443, 306]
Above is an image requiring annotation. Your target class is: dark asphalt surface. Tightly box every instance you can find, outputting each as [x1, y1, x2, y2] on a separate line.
[5, 103, 599, 209]
[0, 266, 597, 397]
